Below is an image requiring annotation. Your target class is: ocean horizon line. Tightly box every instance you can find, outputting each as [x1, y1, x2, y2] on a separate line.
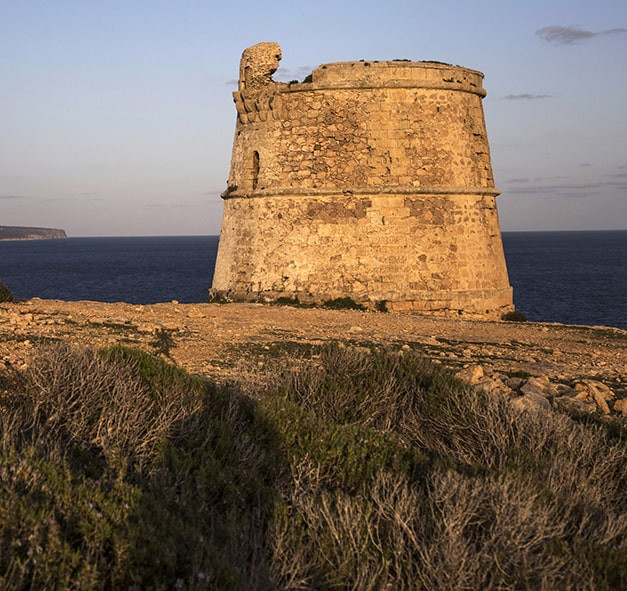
[61, 228, 627, 239]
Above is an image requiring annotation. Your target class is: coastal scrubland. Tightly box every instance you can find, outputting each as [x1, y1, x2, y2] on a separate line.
[1, 341, 624, 589]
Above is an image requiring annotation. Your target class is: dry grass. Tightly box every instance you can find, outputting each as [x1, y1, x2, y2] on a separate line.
[0, 342, 625, 589]
[260, 345, 626, 590]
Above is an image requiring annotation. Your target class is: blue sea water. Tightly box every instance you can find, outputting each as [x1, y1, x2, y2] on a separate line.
[502, 230, 626, 330]
[0, 236, 218, 305]
[0, 231, 625, 330]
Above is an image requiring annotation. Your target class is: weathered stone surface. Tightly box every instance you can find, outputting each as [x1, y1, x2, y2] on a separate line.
[520, 376, 559, 399]
[613, 399, 627, 415]
[554, 396, 598, 416]
[511, 393, 552, 413]
[211, 43, 513, 319]
[573, 379, 615, 414]
[454, 365, 484, 385]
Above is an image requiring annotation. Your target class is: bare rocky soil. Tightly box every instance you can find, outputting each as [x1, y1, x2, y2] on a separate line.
[1, 298, 625, 421]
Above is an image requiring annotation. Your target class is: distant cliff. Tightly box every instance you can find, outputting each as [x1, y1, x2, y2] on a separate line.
[0, 226, 68, 241]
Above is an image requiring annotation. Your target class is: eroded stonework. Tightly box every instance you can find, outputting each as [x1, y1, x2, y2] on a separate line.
[211, 42, 513, 318]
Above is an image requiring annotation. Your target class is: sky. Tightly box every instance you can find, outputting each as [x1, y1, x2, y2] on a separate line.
[1, 0, 626, 236]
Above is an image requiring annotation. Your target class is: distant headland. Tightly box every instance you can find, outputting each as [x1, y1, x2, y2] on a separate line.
[0, 225, 67, 241]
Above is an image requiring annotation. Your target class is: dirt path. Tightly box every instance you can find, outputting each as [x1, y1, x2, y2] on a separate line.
[1, 298, 625, 417]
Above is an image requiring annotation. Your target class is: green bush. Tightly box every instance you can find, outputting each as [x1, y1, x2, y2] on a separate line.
[273, 296, 305, 307]
[322, 297, 366, 311]
[0, 280, 13, 302]
[502, 310, 528, 322]
[0, 343, 281, 589]
[0, 343, 624, 589]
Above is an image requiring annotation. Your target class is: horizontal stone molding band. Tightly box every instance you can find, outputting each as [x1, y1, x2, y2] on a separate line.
[275, 81, 487, 98]
[222, 186, 502, 199]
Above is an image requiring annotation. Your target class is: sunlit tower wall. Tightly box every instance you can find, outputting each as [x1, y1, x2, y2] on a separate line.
[211, 42, 513, 318]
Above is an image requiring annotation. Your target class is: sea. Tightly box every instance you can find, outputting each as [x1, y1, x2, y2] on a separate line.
[0, 231, 625, 330]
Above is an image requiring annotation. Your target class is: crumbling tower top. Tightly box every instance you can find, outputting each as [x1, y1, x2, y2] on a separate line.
[238, 41, 282, 92]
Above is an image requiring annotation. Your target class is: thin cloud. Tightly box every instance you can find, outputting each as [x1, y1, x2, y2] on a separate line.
[144, 201, 205, 209]
[225, 79, 238, 86]
[505, 180, 627, 197]
[536, 25, 627, 44]
[43, 195, 103, 203]
[274, 65, 314, 82]
[503, 176, 567, 185]
[0, 194, 31, 200]
[502, 94, 551, 100]
[579, 163, 591, 167]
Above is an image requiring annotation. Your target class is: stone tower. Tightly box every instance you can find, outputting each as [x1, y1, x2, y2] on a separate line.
[211, 42, 513, 318]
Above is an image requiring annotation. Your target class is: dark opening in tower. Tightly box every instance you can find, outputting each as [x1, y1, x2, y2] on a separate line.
[252, 151, 260, 190]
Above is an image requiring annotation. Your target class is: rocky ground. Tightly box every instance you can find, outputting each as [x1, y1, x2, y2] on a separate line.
[1, 298, 625, 422]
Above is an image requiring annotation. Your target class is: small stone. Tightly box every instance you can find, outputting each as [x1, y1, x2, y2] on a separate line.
[506, 377, 524, 391]
[583, 383, 611, 414]
[613, 399, 627, 415]
[187, 311, 206, 319]
[511, 393, 551, 413]
[573, 380, 614, 414]
[520, 376, 558, 398]
[455, 364, 484, 386]
[474, 378, 512, 397]
[554, 396, 597, 415]
[580, 379, 614, 400]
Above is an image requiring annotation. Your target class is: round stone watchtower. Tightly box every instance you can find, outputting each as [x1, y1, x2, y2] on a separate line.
[211, 42, 513, 318]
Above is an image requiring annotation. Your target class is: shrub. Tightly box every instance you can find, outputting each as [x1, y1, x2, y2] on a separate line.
[0, 343, 282, 589]
[322, 297, 366, 311]
[0, 280, 13, 302]
[375, 299, 388, 312]
[273, 296, 304, 307]
[502, 310, 528, 322]
[208, 290, 229, 304]
[259, 346, 626, 589]
[1, 343, 624, 589]
[150, 327, 176, 358]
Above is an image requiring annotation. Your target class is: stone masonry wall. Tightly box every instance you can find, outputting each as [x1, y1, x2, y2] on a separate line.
[212, 43, 513, 318]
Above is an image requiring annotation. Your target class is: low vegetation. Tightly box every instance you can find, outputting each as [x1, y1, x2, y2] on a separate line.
[0, 280, 13, 303]
[502, 310, 528, 322]
[0, 342, 624, 589]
